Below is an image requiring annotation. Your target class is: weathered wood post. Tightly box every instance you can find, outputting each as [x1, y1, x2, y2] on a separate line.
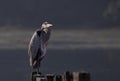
[55, 75, 62, 81]
[40, 76, 46, 81]
[73, 72, 79, 81]
[32, 72, 41, 81]
[63, 71, 73, 81]
[46, 74, 54, 81]
[73, 72, 90, 81]
[79, 72, 90, 81]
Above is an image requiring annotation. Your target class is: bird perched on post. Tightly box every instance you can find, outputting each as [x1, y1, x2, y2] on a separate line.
[28, 22, 53, 72]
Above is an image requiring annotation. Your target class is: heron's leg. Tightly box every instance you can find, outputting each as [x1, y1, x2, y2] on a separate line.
[38, 61, 42, 75]
[31, 67, 36, 81]
[37, 67, 39, 74]
[37, 61, 40, 74]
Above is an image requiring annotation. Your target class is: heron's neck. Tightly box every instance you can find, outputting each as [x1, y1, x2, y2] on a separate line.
[43, 28, 51, 33]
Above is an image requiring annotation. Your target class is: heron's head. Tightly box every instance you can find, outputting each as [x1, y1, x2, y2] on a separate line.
[41, 22, 53, 29]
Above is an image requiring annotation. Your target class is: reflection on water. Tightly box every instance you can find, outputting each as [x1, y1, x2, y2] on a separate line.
[0, 28, 120, 49]
[0, 49, 120, 81]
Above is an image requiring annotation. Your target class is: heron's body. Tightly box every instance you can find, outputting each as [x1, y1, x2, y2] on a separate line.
[28, 22, 52, 72]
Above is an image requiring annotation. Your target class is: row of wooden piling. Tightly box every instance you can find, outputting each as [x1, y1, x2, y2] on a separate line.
[32, 71, 90, 81]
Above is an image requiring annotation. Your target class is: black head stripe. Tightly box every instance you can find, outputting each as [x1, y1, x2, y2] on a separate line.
[37, 30, 41, 37]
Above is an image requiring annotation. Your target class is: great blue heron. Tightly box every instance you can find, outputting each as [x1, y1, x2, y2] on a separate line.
[28, 22, 53, 72]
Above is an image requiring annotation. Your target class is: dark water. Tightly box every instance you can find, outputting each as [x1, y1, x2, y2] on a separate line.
[0, 48, 120, 81]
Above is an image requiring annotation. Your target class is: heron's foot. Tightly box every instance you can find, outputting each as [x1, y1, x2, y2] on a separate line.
[37, 68, 40, 74]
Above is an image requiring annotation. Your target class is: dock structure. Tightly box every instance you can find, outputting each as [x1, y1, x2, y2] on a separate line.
[46, 74, 54, 81]
[32, 71, 90, 81]
[73, 72, 90, 81]
[63, 71, 73, 81]
[55, 75, 62, 81]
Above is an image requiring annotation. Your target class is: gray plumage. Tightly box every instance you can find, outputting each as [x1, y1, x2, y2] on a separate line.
[28, 22, 53, 71]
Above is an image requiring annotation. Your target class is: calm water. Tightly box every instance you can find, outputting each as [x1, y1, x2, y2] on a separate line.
[0, 48, 120, 81]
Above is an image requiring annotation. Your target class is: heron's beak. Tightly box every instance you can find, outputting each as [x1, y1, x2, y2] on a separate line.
[47, 24, 53, 27]
[42, 23, 53, 28]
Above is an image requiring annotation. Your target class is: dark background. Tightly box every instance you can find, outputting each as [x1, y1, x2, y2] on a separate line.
[0, 1, 120, 81]
[0, 0, 120, 28]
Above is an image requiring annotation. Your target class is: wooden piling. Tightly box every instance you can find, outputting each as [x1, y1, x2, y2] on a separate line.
[63, 71, 73, 81]
[32, 72, 41, 81]
[79, 72, 90, 81]
[73, 72, 79, 81]
[40, 76, 46, 81]
[31, 71, 90, 81]
[73, 72, 90, 81]
[46, 74, 54, 81]
[55, 75, 62, 81]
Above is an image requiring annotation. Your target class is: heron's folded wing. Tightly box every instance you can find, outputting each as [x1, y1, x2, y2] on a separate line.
[28, 32, 41, 59]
